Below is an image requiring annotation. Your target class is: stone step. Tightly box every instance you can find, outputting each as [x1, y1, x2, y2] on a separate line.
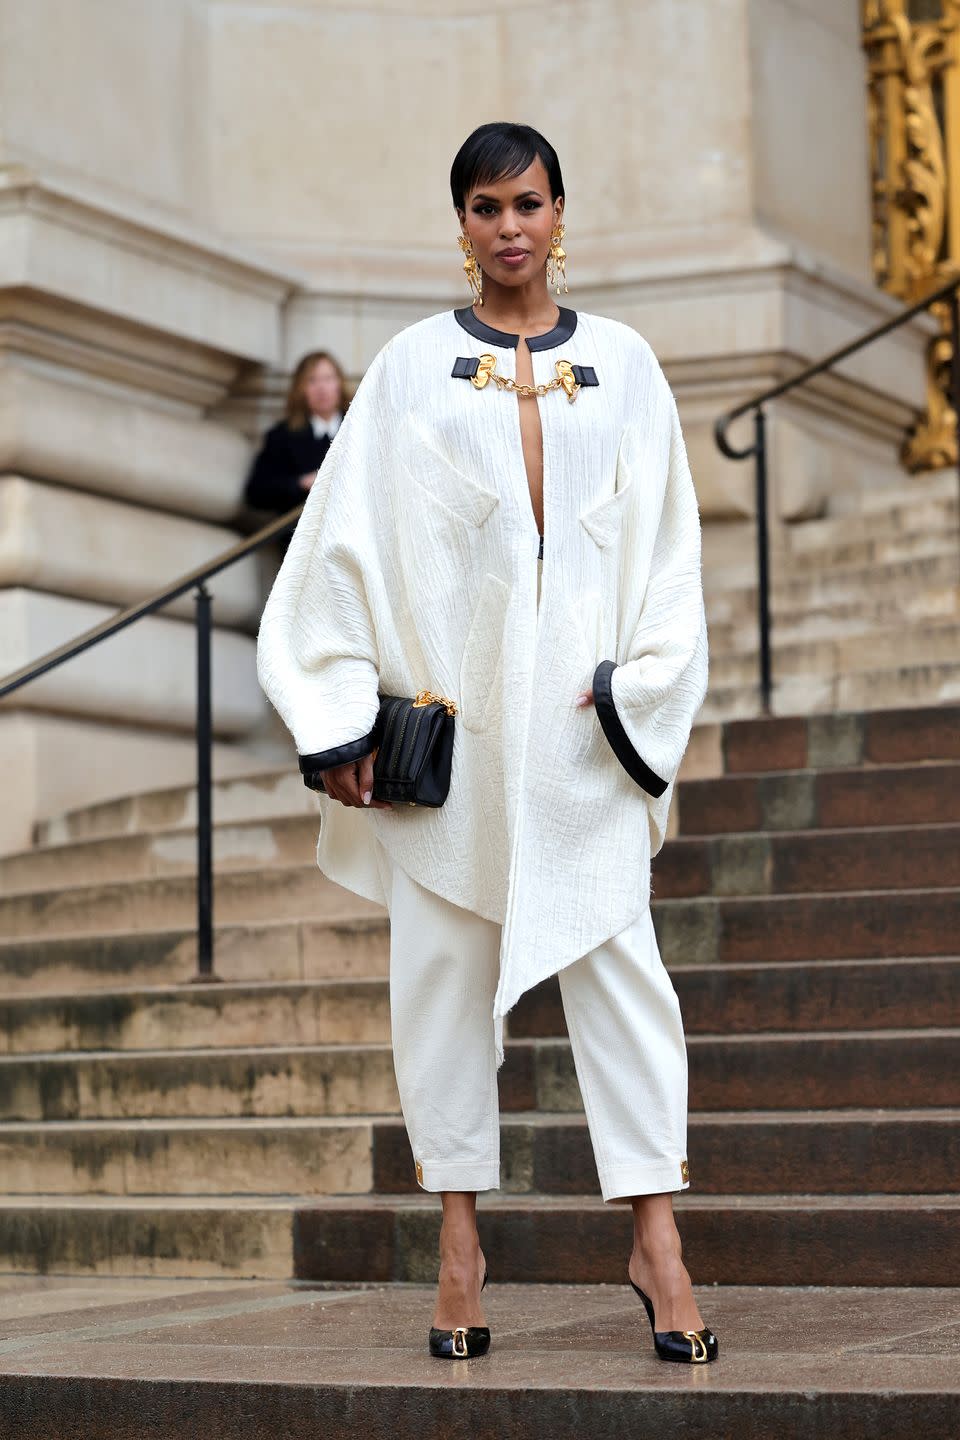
[0, 1116, 374, 1197]
[700, 663, 960, 727]
[371, 1107, 960, 1198]
[512, 957, 960, 1036]
[677, 761, 960, 834]
[717, 703, 960, 773]
[2, 1028, 956, 1122]
[0, 865, 385, 940]
[4, 955, 955, 1054]
[0, 978, 393, 1054]
[2, 885, 953, 999]
[709, 619, 960, 688]
[2, 1280, 958, 1440]
[34, 768, 310, 847]
[0, 815, 322, 894]
[787, 492, 958, 554]
[11, 806, 955, 904]
[788, 527, 957, 573]
[712, 528, 958, 588]
[705, 549, 960, 623]
[654, 888, 959, 965]
[826, 468, 958, 515]
[0, 1191, 956, 1288]
[0, 918, 390, 997]
[0, 1107, 954, 1198]
[296, 1192, 960, 1288]
[707, 585, 960, 652]
[833, 658, 960, 713]
[5, 844, 957, 960]
[0, 1194, 298, 1278]
[653, 822, 960, 897]
[21, 953, 960, 1053]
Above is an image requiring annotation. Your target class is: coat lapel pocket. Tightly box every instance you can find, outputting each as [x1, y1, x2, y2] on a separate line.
[400, 416, 500, 529]
[578, 425, 637, 549]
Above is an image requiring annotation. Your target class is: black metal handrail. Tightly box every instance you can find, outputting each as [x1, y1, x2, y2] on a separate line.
[0, 502, 303, 980]
[714, 270, 960, 713]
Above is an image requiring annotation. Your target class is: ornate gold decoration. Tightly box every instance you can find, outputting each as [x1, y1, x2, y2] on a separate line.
[546, 219, 569, 295]
[412, 689, 458, 715]
[457, 230, 484, 305]
[469, 354, 498, 390]
[470, 353, 581, 403]
[862, 0, 960, 468]
[680, 1158, 690, 1183]
[451, 1327, 469, 1357]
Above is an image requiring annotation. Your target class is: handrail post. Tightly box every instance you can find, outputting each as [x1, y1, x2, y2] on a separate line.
[194, 581, 215, 980]
[755, 406, 772, 715]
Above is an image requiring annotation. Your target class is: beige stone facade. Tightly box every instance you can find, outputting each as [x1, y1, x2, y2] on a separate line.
[0, 0, 937, 850]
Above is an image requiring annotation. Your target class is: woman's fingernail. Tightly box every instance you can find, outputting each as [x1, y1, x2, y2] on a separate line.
[362, 790, 372, 804]
[575, 694, 589, 706]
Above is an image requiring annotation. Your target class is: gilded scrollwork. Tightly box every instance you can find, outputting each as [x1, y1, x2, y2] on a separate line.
[862, 1, 960, 467]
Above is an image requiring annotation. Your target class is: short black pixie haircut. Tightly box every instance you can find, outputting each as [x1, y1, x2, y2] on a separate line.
[450, 122, 564, 213]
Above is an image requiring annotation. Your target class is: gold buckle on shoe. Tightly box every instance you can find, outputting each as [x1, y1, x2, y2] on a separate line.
[452, 1326, 469, 1357]
[682, 1329, 709, 1362]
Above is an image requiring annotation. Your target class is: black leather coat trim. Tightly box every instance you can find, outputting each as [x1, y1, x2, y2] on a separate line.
[453, 305, 578, 350]
[592, 660, 669, 798]
[298, 728, 378, 790]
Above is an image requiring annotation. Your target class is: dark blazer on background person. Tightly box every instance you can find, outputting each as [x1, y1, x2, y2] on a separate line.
[244, 413, 342, 515]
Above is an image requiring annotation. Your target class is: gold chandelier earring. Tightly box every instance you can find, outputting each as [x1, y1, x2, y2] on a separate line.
[457, 230, 484, 306]
[546, 219, 569, 296]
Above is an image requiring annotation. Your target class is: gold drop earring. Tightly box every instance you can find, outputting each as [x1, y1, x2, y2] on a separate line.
[546, 219, 569, 296]
[457, 230, 484, 307]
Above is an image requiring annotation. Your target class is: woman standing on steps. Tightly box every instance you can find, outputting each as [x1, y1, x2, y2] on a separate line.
[256, 122, 715, 1364]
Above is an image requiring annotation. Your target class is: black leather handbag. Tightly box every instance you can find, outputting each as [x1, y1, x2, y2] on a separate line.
[370, 688, 457, 806]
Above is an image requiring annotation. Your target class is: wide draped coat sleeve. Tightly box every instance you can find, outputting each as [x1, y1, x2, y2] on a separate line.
[256, 306, 709, 1068]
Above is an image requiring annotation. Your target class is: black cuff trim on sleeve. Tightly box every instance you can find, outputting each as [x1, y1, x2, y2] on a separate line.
[298, 727, 378, 790]
[592, 660, 669, 798]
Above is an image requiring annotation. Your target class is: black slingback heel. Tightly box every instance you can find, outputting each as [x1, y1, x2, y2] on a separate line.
[428, 1265, 490, 1358]
[629, 1274, 719, 1363]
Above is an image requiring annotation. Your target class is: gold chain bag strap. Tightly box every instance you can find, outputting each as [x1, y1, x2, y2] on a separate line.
[370, 688, 457, 807]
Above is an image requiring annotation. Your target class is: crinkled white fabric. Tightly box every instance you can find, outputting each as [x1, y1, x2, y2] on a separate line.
[256, 307, 709, 1069]
[372, 831, 691, 1199]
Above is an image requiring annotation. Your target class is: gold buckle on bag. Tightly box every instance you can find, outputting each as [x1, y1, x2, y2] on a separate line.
[412, 689, 458, 716]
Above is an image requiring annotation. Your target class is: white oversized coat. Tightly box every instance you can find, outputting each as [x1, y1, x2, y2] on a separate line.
[256, 304, 709, 1068]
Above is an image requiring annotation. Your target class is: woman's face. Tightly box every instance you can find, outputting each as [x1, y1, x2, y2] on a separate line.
[304, 358, 342, 418]
[458, 156, 562, 295]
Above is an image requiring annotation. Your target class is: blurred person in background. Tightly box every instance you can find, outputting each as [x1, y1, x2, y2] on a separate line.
[245, 350, 351, 516]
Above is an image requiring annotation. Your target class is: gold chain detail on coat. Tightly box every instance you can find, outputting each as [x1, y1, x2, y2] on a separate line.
[471, 352, 580, 403]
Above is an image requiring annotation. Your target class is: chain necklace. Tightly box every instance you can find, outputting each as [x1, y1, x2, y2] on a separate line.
[471, 352, 581, 403]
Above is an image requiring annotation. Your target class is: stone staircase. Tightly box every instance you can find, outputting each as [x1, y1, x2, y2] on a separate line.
[702, 468, 960, 718]
[0, 700, 957, 1292]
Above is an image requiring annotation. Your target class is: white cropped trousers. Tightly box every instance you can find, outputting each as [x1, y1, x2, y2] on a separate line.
[370, 553, 691, 1203]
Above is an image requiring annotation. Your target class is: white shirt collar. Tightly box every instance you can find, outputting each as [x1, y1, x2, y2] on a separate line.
[310, 412, 342, 441]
